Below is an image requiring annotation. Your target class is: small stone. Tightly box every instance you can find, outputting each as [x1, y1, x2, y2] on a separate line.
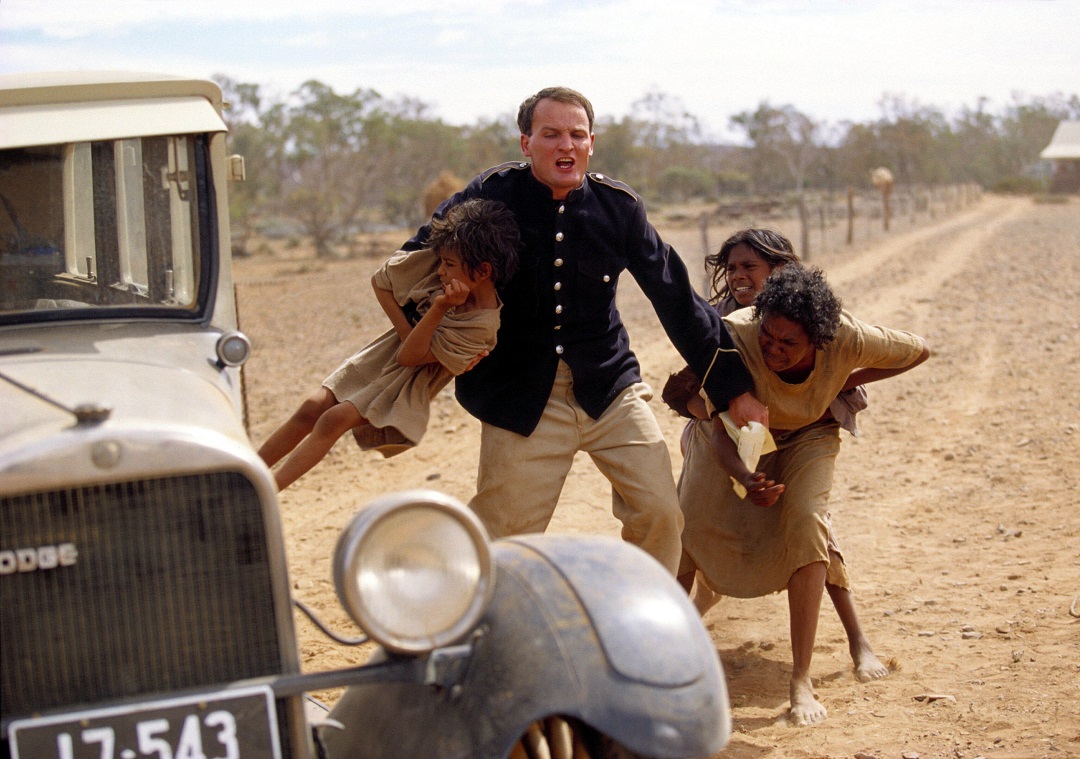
[914, 693, 956, 703]
[903, 752, 920, 759]
[962, 631, 983, 640]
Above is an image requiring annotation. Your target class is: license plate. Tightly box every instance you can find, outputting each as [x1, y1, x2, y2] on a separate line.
[9, 685, 281, 759]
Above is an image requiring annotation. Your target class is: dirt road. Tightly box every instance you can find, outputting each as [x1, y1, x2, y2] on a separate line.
[237, 194, 1079, 758]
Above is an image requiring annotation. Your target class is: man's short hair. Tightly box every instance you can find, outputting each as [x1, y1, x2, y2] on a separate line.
[517, 87, 595, 136]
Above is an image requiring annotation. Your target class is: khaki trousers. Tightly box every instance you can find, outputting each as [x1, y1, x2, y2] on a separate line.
[468, 361, 684, 574]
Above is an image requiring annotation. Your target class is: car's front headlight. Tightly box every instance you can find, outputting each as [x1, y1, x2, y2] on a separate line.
[332, 489, 494, 654]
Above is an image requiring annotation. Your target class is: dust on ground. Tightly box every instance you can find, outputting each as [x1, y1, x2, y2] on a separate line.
[236, 194, 1080, 759]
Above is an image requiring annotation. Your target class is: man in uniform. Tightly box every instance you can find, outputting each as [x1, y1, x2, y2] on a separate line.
[399, 86, 766, 574]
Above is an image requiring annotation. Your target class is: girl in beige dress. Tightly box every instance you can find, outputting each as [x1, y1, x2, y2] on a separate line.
[676, 265, 930, 726]
[666, 229, 884, 686]
[258, 199, 519, 491]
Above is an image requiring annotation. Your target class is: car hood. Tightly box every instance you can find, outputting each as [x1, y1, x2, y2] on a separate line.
[0, 322, 248, 452]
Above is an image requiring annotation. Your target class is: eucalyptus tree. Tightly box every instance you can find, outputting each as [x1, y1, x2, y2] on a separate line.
[370, 96, 468, 227]
[730, 102, 821, 256]
[460, 114, 522, 178]
[998, 92, 1080, 181]
[213, 75, 279, 255]
[628, 90, 704, 200]
[266, 80, 396, 256]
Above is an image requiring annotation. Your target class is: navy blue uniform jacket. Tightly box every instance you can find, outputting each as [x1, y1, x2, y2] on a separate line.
[402, 162, 754, 437]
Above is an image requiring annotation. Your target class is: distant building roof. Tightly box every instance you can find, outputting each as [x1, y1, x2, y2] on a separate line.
[1040, 120, 1080, 160]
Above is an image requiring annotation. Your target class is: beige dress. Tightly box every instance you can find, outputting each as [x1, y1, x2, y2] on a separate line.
[324, 248, 501, 457]
[679, 309, 924, 597]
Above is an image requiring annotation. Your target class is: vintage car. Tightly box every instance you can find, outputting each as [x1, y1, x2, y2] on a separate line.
[0, 71, 731, 759]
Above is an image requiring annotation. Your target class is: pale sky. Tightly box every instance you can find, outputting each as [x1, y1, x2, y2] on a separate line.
[2, 0, 1077, 140]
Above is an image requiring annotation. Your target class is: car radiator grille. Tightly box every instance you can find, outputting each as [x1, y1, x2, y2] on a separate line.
[1, 472, 286, 721]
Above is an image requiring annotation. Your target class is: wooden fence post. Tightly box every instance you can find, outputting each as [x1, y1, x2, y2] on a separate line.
[698, 212, 710, 294]
[846, 186, 854, 245]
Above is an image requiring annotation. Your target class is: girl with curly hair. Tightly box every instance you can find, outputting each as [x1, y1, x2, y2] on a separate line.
[676, 264, 930, 726]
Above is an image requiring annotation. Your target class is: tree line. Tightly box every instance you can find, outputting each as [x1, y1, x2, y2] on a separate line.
[214, 76, 1079, 257]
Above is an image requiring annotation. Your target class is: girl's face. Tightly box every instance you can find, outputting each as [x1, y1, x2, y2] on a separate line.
[437, 249, 483, 290]
[758, 313, 815, 376]
[725, 243, 773, 307]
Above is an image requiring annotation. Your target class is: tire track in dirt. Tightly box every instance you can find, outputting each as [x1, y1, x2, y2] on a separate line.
[234, 196, 1080, 758]
[786, 198, 1080, 759]
[820, 196, 1025, 431]
[695, 197, 1079, 757]
[827, 195, 1024, 318]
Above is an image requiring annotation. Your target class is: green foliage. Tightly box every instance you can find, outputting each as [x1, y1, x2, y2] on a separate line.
[713, 170, 750, 195]
[730, 102, 820, 195]
[991, 175, 1047, 194]
[657, 166, 715, 202]
[592, 116, 641, 184]
[210, 75, 1078, 247]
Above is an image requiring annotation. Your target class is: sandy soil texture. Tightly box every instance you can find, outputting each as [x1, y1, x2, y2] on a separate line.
[236, 193, 1079, 759]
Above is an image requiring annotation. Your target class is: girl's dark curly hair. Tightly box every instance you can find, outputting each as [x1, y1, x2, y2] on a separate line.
[707, 227, 801, 305]
[428, 199, 520, 287]
[753, 265, 842, 349]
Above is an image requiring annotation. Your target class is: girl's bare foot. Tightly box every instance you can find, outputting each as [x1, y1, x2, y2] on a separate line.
[851, 638, 890, 682]
[788, 674, 827, 726]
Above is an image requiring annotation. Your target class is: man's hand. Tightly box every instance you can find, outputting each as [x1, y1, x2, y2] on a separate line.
[727, 391, 768, 428]
[463, 349, 489, 372]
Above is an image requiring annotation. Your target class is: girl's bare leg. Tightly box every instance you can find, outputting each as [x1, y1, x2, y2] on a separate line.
[692, 570, 723, 616]
[258, 387, 338, 468]
[826, 582, 889, 682]
[272, 398, 363, 491]
[787, 561, 828, 726]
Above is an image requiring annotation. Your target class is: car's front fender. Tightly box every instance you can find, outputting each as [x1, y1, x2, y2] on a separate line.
[320, 534, 729, 759]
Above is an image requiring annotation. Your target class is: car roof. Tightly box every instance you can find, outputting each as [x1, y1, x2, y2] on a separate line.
[0, 70, 224, 111]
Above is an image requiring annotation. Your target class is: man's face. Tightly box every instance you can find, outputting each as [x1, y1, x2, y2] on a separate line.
[520, 98, 594, 200]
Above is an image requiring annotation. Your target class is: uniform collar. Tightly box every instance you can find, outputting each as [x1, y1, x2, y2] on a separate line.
[520, 164, 589, 205]
[563, 177, 589, 205]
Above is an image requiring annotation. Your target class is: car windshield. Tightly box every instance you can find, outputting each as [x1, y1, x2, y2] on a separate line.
[1, 134, 210, 323]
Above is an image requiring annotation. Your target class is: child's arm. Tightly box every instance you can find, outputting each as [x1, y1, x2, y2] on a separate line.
[840, 337, 930, 392]
[687, 394, 709, 420]
[396, 280, 469, 367]
[707, 417, 785, 507]
[661, 366, 710, 419]
[373, 274, 414, 342]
